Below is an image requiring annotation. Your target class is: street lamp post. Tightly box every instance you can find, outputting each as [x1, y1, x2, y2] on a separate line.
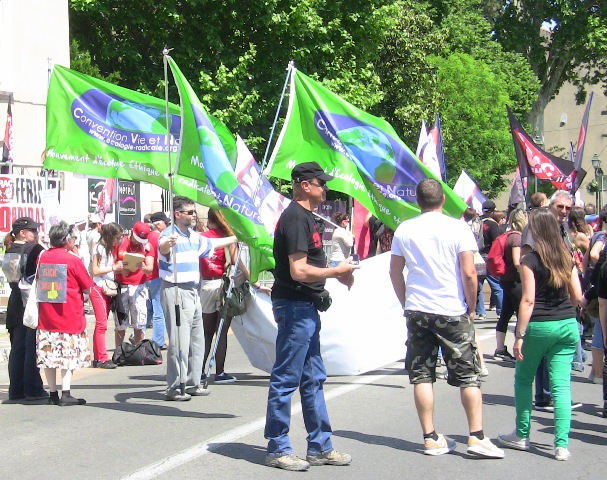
[592, 154, 603, 208]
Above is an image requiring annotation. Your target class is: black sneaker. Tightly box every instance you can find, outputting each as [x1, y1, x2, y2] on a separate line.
[494, 347, 516, 362]
[214, 373, 237, 384]
[534, 400, 554, 412]
[602, 401, 607, 419]
[97, 360, 117, 369]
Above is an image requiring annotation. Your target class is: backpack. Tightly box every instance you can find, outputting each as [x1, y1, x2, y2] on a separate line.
[486, 231, 519, 277]
[469, 217, 484, 251]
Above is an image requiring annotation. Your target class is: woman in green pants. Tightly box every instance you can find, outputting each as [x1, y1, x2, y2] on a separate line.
[497, 207, 581, 461]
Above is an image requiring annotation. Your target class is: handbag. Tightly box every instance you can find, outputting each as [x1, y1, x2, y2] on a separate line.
[102, 278, 119, 297]
[112, 339, 163, 366]
[23, 258, 41, 330]
[223, 277, 251, 317]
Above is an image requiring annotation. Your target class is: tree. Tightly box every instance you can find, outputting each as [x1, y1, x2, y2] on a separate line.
[69, 0, 399, 153]
[431, 52, 514, 194]
[422, 0, 539, 194]
[371, 1, 446, 147]
[490, 1, 607, 131]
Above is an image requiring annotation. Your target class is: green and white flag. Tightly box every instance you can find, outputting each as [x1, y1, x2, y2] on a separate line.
[168, 57, 275, 281]
[45, 65, 179, 187]
[265, 69, 466, 228]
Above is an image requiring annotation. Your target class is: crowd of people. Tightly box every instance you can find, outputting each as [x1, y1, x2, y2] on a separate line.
[3, 168, 607, 469]
[1, 199, 272, 405]
[390, 184, 606, 463]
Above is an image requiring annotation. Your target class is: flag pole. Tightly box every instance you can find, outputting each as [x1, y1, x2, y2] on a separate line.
[162, 48, 186, 397]
[257, 60, 294, 177]
[203, 62, 294, 387]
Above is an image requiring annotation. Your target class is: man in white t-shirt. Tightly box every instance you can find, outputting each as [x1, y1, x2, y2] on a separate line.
[389, 178, 504, 459]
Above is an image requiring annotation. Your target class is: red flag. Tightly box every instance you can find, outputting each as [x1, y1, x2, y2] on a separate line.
[2, 103, 13, 174]
[507, 106, 576, 190]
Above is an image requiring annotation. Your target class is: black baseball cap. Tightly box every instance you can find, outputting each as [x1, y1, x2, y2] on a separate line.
[291, 162, 334, 183]
[482, 200, 496, 212]
[11, 217, 41, 235]
[150, 211, 171, 224]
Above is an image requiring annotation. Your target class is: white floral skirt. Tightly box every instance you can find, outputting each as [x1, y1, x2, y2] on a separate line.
[36, 329, 91, 370]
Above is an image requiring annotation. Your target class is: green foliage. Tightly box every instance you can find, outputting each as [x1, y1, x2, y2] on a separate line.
[68, 0, 541, 199]
[430, 53, 513, 195]
[490, 0, 607, 127]
[369, 1, 445, 148]
[69, 0, 397, 159]
[423, 0, 539, 194]
[69, 40, 121, 84]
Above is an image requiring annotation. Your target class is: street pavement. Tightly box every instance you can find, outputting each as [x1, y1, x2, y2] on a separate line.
[1, 310, 606, 480]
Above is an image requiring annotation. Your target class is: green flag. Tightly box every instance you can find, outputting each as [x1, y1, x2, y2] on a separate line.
[265, 69, 466, 228]
[45, 65, 179, 187]
[44, 65, 229, 208]
[168, 57, 275, 281]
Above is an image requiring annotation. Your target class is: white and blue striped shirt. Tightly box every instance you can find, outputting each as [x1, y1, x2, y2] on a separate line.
[158, 226, 212, 286]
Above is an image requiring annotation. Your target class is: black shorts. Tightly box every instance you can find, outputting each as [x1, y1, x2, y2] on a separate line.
[405, 310, 481, 388]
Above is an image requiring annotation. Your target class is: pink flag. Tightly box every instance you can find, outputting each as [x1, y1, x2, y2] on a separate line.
[95, 177, 116, 222]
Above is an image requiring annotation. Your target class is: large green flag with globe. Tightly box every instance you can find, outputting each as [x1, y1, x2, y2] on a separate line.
[265, 69, 466, 228]
[44, 64, 232, 208]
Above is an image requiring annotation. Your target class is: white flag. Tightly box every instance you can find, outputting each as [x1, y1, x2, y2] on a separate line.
[453, 170, 487, 214]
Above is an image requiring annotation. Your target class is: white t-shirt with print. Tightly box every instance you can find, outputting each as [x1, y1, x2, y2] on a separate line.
[92, 243, 116, 287]
[391, 211, 478, 316]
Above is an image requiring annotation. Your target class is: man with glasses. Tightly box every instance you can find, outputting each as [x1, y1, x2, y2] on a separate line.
[158, 196, 237, 401]
[264, 162, 359, 471]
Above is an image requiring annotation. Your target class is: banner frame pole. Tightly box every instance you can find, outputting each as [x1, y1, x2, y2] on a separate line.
[163, 48, 186, 397]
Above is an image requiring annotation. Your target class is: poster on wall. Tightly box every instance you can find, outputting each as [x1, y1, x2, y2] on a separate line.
[0, 175, 57, 234]
[88, 177, 114, 214]
[319, 200, 346, 242]
[117, 180, 140, 231]
[0, 175, 59, 299]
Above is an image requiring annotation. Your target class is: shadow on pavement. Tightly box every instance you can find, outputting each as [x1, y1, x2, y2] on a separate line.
[207, 442, 267, 466]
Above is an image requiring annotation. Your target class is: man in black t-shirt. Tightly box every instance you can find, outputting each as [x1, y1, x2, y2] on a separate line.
[264, 162, 359, 472]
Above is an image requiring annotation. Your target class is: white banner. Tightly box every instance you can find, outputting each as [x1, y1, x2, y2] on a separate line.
[231, 252, 407, 376]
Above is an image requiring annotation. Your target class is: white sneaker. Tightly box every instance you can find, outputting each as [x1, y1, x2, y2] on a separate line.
[424, 434, 456, 456]
[497, 430, 530, 451]
[467, 436, 505, 458]
[555, 447, 571, 461]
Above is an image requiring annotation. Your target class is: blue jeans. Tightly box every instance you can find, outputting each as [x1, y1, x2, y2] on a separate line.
[265, 299, 333, 456]
[476, 282, 486, 316]
[8, 324, 45, 399]
[485, 274, 503, 314]
[571, 322, 585, 372]
[147, 278, 166, 347]
[534, 357, 551, 405]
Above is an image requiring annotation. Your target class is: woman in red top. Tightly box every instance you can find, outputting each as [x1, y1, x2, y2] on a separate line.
[199, 209, 250, 383]
[36, 222, 95, 406]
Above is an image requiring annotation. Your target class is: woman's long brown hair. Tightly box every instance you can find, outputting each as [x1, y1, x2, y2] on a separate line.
[528, 208, 573, 288]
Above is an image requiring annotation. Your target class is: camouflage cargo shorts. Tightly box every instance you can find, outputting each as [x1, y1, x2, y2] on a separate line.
[405, 310, 481, 388]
